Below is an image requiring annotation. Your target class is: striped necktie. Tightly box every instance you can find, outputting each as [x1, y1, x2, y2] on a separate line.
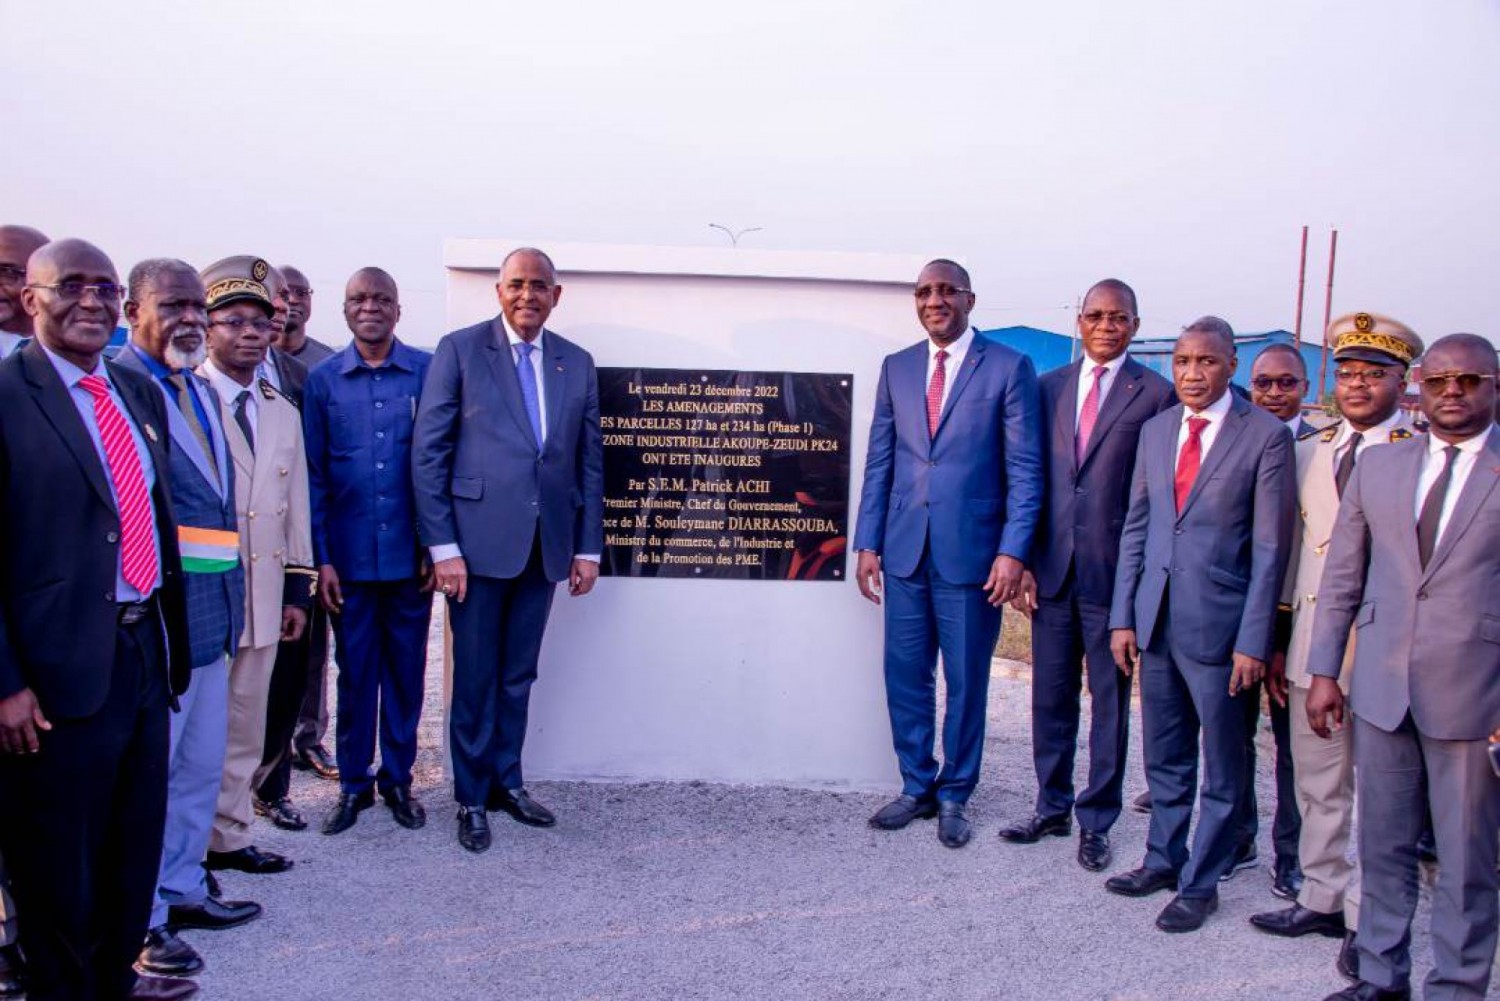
[79, 374, 157, 594]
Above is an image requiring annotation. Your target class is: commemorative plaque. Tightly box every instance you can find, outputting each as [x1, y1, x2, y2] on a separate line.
[597, 367, 853, 581]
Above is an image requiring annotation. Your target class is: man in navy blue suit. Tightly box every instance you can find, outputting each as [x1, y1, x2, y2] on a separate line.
[1105, 317, 1296, 933]
[855, 258, 1043, 849]
[998, 280, 1174, 871]
[413, 247, 603, 854]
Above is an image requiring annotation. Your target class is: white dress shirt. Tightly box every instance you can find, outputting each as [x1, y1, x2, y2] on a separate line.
[1413, 428, 1489, 544]
[1175, 387, 1234, 463]
[1075, 352, 1127, 430]
[200, 359, 259, 439]
[0, 331, 25, 360]
[925, 327, 974, 413]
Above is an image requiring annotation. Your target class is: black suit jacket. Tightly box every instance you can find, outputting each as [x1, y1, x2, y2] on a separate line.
[1032, 356, 1176, 604]
[0, 342, 190, 718]
[270, 347, 308, 409]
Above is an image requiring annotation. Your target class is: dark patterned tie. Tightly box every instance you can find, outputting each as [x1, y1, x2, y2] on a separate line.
[1333, 431, 1362, 498]
[167, 373, 218, 479]
[1415, 445, 1459, 568]
[234, 390, 256, 455]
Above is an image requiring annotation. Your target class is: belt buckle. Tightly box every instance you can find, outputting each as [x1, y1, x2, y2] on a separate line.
[118, 601, 150, 626]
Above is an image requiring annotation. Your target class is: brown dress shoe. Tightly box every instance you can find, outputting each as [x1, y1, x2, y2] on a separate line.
[129, 973, 200, 1000]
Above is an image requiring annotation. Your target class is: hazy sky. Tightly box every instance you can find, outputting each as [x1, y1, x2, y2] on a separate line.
[4, 1, 1496, 348]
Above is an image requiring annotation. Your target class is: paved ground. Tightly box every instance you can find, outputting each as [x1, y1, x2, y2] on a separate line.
[186, 606, 1487, 1000]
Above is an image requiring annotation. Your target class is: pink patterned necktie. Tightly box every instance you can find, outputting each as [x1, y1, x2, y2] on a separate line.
[926, 349, 948, 438]
[79, 374, 157, 594]
[1076, 364, 1107, 465]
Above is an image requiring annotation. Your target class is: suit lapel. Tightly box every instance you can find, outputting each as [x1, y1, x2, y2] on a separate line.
[1153, 406, 1181, 506]
[116, 347, 224, 497]
[23, 348, 116, 511]
[1178, 397, 1247, 519]
[1422, 427, 1500, 580]
[483, 320, 541, 448]
[1079, 358, 1144, 472]
[108, 360, 170, 487]
[541, 331, 565, 455]
[934, 335, 985, 439]
[897, 343, 931, 458]
[1053, 360, 1081, 470]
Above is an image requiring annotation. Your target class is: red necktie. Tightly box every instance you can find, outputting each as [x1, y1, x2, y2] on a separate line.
[1174, 416, 1209, 514]
[1075, 364, 1106, 465]
[927, 349, 948, 438]
[79, 374, 158, 594]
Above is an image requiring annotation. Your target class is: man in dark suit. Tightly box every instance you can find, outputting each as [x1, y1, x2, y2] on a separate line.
[0, 238, 193, 1000]
[254, 266, 308, 407]
[999, 279, 1173, 870]
[0, 222, 46, 1000]
[855, 258, 1043, 849]
[1105, 317, 1296, 933]
[1307, 333, 1498, 1001]
[115, 260, 258, 983]
[1238, 342, 1311, 896]
[413, 247, 603, 854]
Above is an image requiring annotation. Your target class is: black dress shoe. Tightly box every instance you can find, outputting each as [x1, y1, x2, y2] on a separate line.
[868, 794, 938, 831]
[167, 895, 261, 932]
[1336, 931, 1360, 981]
[1271, 853, 1304, 899]
[205, 845, 292, 874]
[137, 926, 204, 977]
[293, 743, 339, 780]
[937, 801, 971, 848]
[997, 812, 1071, 844]
[458, 806, 491, 853]
[322, 788, 376, 835]
[253, 796, 308, 831]
[1415, 830, 1437, 864]
[1320, 982, 1410, 1001]
[1218, 841, 1259, 882]
[0, 943, 25, 999]
[1105, 866, 1179, 897]
[383, 785, 427, 830]
[203, 869, 221, 899]
[1155, 893, 1218, 933]
[1249, 903, 1345, 939]
[129, 973, 200, 1000]
[1077, 830, 1112, 871]
[1131, 790, 1152, 814]
[488, 788, 556, 827]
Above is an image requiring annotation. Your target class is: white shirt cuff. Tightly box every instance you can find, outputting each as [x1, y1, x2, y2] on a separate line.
[429, 544, 463, 563]
[574, 554, 600, 563]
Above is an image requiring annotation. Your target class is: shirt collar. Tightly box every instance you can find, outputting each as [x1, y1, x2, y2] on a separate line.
[1428, 428, 1490, 456]
[1282, 414, 1304, 434]
[1183, 388, 1234, 424]
[1082, 351, 1127, 379]
[338, 338, 416, 375]
[502, 316, 544, 354]
[39, 341, 105, 387]
[126, 342, 177, 379]
[1338, 409, 1404, 448]
[200, 358, 255, 400]
[927, 327, 973, 360]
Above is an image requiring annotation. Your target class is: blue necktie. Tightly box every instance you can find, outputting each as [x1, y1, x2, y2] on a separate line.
[515, 340, 544, 450]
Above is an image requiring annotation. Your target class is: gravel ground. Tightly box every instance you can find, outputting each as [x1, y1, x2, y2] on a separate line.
[185, 604, 1490, 1001]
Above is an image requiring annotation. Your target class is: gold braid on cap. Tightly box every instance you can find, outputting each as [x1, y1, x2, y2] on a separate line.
[1334, 331, 1415, 364]
[205, 277, 268, 307]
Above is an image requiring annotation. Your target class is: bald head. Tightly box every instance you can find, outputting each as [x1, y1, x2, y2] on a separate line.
[499, 247, 557, 283]
[0, 225, 51, 334]
[22, 239, 121, 370]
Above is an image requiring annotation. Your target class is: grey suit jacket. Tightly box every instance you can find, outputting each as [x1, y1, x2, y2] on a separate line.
[412, 318, 604, 583]
[1306, 426, 1500, 739]
[1109, 393, 1297, 665]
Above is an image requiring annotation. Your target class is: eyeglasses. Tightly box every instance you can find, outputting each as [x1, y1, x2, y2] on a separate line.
[1334, 367, 1394, 385]
[0, 265, 26, 286]
[345, 294, 396, 308]
[1419, 372, 1496, 393]
[913, 284, 971, 301]
[286, 285, 313, 297]
[26, 281, 126, 302]
[1250, 375, 1305, 392]
[1081, 311, 1134, 326]
[208, 317, 274, 334]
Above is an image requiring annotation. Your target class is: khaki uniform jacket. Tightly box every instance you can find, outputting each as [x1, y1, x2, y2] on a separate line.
[206, 375, 314, 649]
[1282, 414, 1418, 689]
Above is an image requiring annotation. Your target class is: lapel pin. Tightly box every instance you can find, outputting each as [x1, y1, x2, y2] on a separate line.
[143, 423, 159, 443]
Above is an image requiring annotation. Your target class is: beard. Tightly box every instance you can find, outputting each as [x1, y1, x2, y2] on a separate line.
[164, 339, 207, 371]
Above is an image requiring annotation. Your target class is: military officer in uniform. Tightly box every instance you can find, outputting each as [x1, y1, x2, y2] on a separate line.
[1249, 312, 1422, 984]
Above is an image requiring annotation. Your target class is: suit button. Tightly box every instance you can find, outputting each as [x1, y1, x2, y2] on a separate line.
[277, 504, 287, 515]
[1417, 591, 1428, 601]
[106, 531, 119, 543]
[1074, 486, 1085, 494]
[1174, 528, 1183, 535]
[248, 511, 256, 518]
[375, 401, 384, 409]
[279, 467, 288, 476]
[376, 462, 385, 470]
[105, 590, 115, 602]
[251, 554, 260, 562]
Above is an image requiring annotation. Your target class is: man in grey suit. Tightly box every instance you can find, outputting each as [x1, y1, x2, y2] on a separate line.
[1307, 333, 1499, 1001]
[413, 247, 604, 854]
[1105, 317, 1296, 933]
